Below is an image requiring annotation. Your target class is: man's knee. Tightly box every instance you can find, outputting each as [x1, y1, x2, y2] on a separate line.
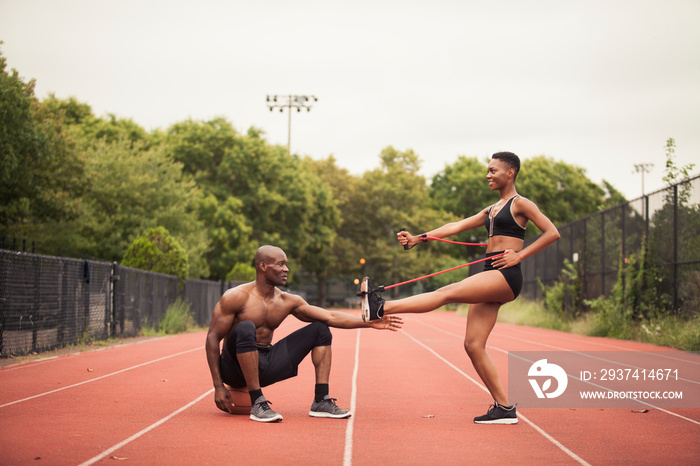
[309, 321, 332, 347]
[233, 320, 257, 354]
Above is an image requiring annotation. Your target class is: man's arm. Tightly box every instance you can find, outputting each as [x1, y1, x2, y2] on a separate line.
[205, 289, 245, 413]
[290, 295, 403, 331]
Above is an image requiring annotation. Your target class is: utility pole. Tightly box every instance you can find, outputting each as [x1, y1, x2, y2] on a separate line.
[633, 163, 654, 196]
[266, 95, 318, 156]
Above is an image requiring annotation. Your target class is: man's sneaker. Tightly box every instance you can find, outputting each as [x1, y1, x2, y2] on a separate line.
[309, 396, 352, 419]
[473, 402, 518, 424]
[250, 396, 283, 423]
[360, 277, 384, 322]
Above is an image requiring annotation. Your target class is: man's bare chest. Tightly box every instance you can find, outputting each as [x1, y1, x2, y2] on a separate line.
[237, 297, 292, 331]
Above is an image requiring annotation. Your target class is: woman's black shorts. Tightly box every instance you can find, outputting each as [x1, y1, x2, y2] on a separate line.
[483, 251, 523, 299]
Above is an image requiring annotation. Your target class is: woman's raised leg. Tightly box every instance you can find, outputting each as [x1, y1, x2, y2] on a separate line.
[382, 270, 514, 315]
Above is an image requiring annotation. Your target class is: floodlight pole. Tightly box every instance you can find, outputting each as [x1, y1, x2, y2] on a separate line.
[266, 94, 318, 156]
[633, 163, 654, 196]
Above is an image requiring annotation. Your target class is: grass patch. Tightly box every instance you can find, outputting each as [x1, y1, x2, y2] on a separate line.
[141, 298, 201, 336]
[160, 298, 194, 334]
[456, 299, 700, 351]
[496, 300, 572, 332]
[456, 300, 570, 331]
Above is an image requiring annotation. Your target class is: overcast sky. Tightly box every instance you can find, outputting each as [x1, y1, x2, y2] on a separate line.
[2, 0, 698, 200]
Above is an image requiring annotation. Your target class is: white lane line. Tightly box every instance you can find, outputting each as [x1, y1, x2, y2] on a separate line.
[343, 329, 361, 466]
[78, 389, 213, 466]
[428, 313, 700, 365]
[412, 319, 700, 424]
[496, 333, 700, 368]
[401, 329, 592, 466]
[0, 356, 60, 372]
[0, 337, 167, 373]
[0, 347, 201, 409]
[416, 318, 700, 384]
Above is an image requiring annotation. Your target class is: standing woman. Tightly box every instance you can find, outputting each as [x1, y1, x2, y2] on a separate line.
[361, 152, 560, 424]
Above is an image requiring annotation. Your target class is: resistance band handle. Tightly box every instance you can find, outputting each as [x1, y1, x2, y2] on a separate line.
[400, 229, 430, 250]
[399, 228, 409, 250]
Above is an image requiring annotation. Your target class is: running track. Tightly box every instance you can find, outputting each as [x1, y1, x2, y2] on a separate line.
[1, 310, 698, 465]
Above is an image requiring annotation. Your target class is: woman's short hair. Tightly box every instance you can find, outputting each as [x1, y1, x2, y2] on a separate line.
[492, 152, 520, 179]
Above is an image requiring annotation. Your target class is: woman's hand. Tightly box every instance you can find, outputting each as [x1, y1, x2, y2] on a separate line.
[396, 230, 418, 249]
[492, 249, 522, 269]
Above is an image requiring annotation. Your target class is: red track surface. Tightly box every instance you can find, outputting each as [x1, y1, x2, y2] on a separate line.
[1, 310, 698, 465]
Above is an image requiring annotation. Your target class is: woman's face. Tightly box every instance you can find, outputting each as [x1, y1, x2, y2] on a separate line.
[486, 159, 513, 191]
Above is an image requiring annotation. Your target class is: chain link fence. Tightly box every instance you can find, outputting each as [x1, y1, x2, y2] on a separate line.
[519, 175, 700, 316]
[3, 175, 698, 356]
[0, 251, 239, 357]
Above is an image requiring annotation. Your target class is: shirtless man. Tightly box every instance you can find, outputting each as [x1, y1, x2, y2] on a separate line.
[205, 245, 403, 422]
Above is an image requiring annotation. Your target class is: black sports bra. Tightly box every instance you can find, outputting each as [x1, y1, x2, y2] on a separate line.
[484, 195, 526, 240]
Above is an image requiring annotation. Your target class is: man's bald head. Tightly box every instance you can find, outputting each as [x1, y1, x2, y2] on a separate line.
[255, 245, 286, 270]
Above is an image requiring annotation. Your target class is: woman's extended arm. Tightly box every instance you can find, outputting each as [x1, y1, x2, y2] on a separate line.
[397, 207, 490, 249]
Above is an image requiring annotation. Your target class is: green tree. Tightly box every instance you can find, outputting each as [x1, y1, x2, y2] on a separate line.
[163, 119, 257, 279]
[198, 193, 254, 280]
[77, 113, 149, 146]
[165, 117, 238, 187]
[304, 156, 361, 279]
[518, 156, 606, 229]
[430, 155, 492, 217]
[163, 119, 339, 282]
[122, 226, 189, 286]
[344, 147, 454, 297]
[219, 133, 339, 285]
[0, 49, 85, 234]
[43, 94, 150, 149]
[226, 262, 256, 282]
[42, 94, 94, 126]
[302, 156, 356, 304]
[600, 180, 628, 208]
[56, 137, 208, 276]
[429, 155, 498, 260]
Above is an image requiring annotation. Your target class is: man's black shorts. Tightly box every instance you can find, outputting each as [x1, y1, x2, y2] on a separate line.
[220, 321, 331, 388]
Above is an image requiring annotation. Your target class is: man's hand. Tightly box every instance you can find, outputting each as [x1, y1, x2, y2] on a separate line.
[371, 315, 403, 331]
[214, 386, 234, 414]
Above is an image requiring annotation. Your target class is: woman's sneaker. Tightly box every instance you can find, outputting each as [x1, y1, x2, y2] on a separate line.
[250, 396, 283, 423]
[309, 396, 352, 419]
[473, 402, 518, 424]
[359, 277, 384, 322]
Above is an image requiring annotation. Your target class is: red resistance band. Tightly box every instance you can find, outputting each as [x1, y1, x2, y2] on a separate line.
[380, 251, 506, 292]
[423, 236, 487, 247]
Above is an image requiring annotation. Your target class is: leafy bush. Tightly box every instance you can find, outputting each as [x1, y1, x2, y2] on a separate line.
[122, 226, 189, 287]
[226, 262, 255, 282]
[159, 298, 194, 334]
[522, 237, 700, 350]
[493, 299, 571, 332]
[495, 298, 700, 351]
[537, 259, 579, 318]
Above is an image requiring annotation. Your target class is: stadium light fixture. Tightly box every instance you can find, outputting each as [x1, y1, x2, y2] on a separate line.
[266, 94, 318, 156]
